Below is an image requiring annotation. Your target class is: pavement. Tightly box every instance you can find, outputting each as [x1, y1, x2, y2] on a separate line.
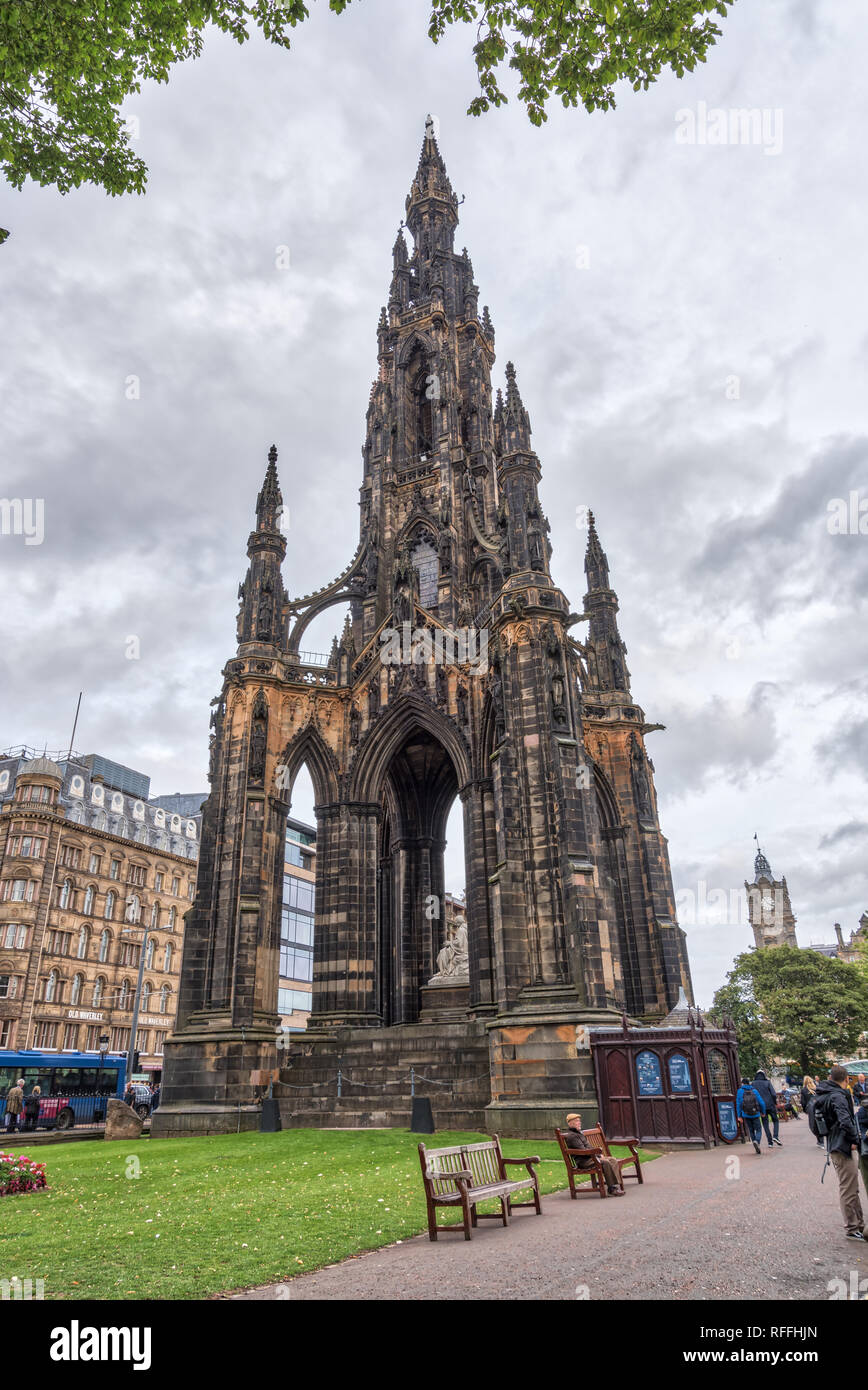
[228, 1117, 868, 1301]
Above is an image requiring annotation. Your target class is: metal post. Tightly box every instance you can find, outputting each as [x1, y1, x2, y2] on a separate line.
[411, 1066, 415, 1098]
[337, 1068, 342, 1098]
[125, 921, 150, 1087]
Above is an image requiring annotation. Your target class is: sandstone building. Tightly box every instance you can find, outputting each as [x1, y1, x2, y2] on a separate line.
[155, 124, 693, 1138]
[0, 749, 201, 1079]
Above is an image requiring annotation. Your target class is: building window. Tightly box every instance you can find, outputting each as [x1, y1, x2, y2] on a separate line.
[99, 929, 111, 963]
[3, 923, 29, 950]
[0, 1020, 15, 1048]
[35, 1021, 58, 1049]
[163, 942, 173, 973]
[188, 880, 195, 901]
[110, 1026, 130, 1052]
[88, 852, 101, 875]
[3, 877, 35, 903]
[155, 872, 164, 892]
[118, 978, 130, 1010]
[127, 863, 146, 887]
[279, 946, 313, 981]
[92, 977, 105, 1007]
[0, 975, 19, 1000]
[60, 845, 81, 869]
[119, 941, 140, 969]
[44, 969, 59, 1003]
[159, 985, 170, 1014]
[141, 982, 151, 1013]
[104, 891, 116, 920]
[153, 1031, 166, 1054]
[150, 902, 159, 929]
[63, 1023, 79, 1050]
[70, 973, 83, 1006]
[83, 884, 95, 915]
[58, 878, 73, 910]
[171, 876, 180, 897]
[47, 929, 72, 956]
[77, 925, 90, 959]
[10, 835, 45, 859]
[125, 894, 141, 924]
[138, 1029, 151, 1054]
[145, 937, 155, 969]
[284, 876, 315, 913]
[167, 906, 176, 929]
[84, 1025, 101, 1050]
[109, 859, 121, 881]
[278, 987, 312, 1014]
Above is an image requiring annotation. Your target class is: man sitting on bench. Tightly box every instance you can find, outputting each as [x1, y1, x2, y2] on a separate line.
[562, 1113, 624, 1195]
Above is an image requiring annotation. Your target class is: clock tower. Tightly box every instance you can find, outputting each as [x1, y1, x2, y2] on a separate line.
[745, 844, 798, 949]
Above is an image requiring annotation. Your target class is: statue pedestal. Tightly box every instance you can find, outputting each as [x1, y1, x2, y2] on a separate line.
[419, 980, 471, 1022]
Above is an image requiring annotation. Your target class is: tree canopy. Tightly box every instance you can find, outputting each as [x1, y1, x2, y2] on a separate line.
[0, 0, 735, 238]
[711, 946, 868, 1078]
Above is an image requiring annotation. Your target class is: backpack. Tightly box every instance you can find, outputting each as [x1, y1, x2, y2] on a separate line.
[807, 1093, 829, 1139]
[741, 1087, 760, 1117]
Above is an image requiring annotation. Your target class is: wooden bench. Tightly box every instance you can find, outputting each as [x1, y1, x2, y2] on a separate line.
[555, 1125, 643, 1199]
[418, 1136, 542, 1241]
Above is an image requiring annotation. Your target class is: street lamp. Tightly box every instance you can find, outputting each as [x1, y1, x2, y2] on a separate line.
[121, 907, 151, 1091]
[98, 1032, 109, 1094]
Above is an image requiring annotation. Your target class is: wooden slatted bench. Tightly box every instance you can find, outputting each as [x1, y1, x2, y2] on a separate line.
[418, 1136, 542, 1241]
[555, 1125, 643, 1199]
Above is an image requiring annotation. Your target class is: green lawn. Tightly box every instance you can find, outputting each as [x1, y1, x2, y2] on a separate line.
[0, 1129, 654, 1300]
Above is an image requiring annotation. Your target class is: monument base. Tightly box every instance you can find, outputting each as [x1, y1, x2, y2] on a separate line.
[150, 1009, 279, 1139]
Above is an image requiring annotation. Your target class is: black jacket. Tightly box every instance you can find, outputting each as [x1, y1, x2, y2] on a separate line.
[814, 1080, 859, 1154]
[752, 1074, 778, 1112]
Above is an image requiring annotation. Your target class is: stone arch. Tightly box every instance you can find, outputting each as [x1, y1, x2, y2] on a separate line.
[277, 721, 340, 809]
[348, 691, 471, 804]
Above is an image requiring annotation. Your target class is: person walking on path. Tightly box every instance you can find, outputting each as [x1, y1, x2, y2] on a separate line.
[4, 1078, 24, 1133]
[22, 1084, 41, 1132]
[852, 1074, 866, 1105]
[856, 1095, 868, 1205]
[562, 1113, 624, 1195]
[753, 1069, 782, 1147]
[802, 1075, 824, 1147]
[814, 1065, 864, 1242]
[736, 1078, 767, 1154]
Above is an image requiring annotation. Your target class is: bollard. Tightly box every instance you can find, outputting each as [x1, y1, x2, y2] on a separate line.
[260, 1097, 282, 1132]
[410, 1096, 435, 1134]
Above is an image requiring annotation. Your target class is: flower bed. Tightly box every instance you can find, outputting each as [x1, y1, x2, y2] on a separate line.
[0, 1151, 48, 1196]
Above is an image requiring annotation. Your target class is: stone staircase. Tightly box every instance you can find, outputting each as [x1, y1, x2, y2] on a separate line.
[277, 1021, 492, 1131]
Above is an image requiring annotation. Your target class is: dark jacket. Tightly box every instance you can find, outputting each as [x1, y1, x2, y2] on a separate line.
[562, 1128, 596, 1167]
[752, 1073, 778, 1112]
[856, 1103, 868, 1144]
[736, 1085, 766, 1119]
[801, 1085, 815, 1111]
[814, 1080, 859, 1154]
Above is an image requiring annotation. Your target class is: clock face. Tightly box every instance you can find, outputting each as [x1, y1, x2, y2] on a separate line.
[760, 894, 775, 911]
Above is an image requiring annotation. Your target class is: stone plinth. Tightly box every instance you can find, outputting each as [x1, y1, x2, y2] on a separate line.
[418, 981, 471, 1021]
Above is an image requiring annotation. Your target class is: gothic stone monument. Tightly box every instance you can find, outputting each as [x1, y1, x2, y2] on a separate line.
[153, 124, 693, 1140]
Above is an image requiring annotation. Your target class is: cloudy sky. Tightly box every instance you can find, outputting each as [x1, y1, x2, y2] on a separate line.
[2, 0, 865, 1004]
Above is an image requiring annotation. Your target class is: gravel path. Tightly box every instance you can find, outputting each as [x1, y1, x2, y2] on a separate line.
[228, 1119, 867, 1300]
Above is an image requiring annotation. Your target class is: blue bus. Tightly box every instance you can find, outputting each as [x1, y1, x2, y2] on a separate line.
[0, 1049, 127, 1131]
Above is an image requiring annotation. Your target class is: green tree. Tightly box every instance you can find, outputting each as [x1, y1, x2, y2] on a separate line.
[0, 0, 735, 240]
[713, 946, 868, 1079]
[708, 979, 771, 1078]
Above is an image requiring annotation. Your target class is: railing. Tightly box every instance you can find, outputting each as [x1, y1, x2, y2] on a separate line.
[295, 651, 330, 668]
[0, 1091, 138, 1134]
